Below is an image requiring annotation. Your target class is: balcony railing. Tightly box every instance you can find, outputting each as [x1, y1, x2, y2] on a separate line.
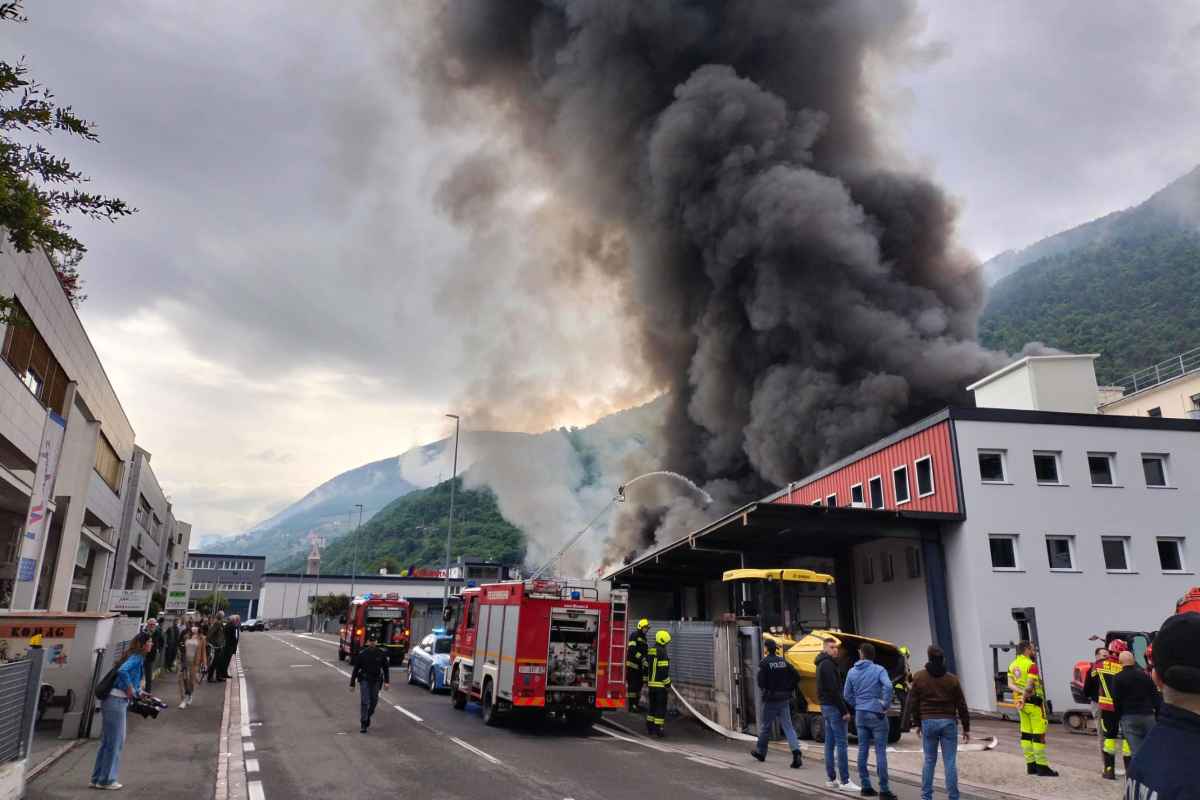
[1116, 345, 1200, 396]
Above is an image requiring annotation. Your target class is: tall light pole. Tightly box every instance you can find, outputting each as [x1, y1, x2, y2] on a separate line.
[351, 503, 364, 598]
[442, 414, 460, 615]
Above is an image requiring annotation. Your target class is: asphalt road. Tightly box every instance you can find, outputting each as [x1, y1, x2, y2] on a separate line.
[242, 631, 827, 799]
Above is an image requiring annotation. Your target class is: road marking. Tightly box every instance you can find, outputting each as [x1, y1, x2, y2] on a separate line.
[686, 755, 730, 770]
[248, 780, 266, 800]
[449, 736, 500, 765]
[592, 724, 672, 752]
[243, 742, 255, 752]
[393, 705, 423, 722]
[289, 664, 313, 668]
[295, 634, 337, 646]
[245, 758, 260, 773]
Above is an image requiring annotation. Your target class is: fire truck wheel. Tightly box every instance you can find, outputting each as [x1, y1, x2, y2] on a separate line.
[481, 681, 501, 727]
[337, 647, 346, 662]
[565, 710, 600, 730]
[451, 671, 467, 710]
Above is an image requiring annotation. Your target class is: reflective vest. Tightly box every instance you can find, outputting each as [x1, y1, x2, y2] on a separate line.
[1095, 658, 1123, 712]
[644, 644, 671, 688]
[626, 629, 648, 671]
[1008, 653, 1043, 703]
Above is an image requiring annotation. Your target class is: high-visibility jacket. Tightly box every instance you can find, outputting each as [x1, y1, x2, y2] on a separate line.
[1008, 653, 1044, 704]
[644, 644, 670, 688]
[1094, 658, 1123, 713]
[626, 629, 648, 671]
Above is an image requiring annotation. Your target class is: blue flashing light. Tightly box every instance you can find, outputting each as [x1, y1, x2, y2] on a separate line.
[570, 591, 581, 600]
[466, 580, 477, 588]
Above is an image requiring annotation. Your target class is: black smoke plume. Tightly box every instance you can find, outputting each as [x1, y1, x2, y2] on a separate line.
[418, 1, 1011, 563]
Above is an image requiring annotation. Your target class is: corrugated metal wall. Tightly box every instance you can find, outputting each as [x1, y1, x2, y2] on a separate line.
[0, 659, 33, 763]
[647, 621, 714, 684]
[774, 420, 960, 515]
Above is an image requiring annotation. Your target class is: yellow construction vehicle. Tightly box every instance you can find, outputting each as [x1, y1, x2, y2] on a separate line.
[723, 568, 909, 743]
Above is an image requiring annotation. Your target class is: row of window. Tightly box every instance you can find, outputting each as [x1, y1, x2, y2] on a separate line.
[978, 449, 1173, 489]
[190, 582, 254, 592]
[808, 456, 937, 509]
[187, 559, 257, 571]
[988, 534, 1188, 574]
[861, 546, 922, 585]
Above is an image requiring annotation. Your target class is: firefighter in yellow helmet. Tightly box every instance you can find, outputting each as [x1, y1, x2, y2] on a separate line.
[625, 619, 650, 712]
[1008, 641, 1059, 777]
[643, 629, 671, 737]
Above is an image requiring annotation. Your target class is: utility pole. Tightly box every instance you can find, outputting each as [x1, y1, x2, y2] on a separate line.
[351, 503, 364, 598]
[442, 414, 460, 615]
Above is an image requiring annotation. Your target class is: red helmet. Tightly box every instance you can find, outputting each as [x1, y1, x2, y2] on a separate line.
[1107, 639, 1129, 655]
[1145, 644, 1154, 665]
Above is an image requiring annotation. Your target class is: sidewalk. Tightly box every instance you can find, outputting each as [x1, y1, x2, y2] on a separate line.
[26, 670, 224, 799]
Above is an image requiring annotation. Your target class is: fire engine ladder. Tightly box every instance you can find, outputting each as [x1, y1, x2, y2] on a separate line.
[609, 589, 629, 683]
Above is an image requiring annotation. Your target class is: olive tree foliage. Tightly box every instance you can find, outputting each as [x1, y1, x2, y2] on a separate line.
[0, 1, 134, 320]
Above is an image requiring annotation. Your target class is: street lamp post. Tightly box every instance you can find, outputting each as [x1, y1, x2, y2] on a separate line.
[351, 504, 364, 598]
[442, 414, 460, 615]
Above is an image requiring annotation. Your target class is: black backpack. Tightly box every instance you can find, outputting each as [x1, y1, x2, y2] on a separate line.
[94, 657, 126, 700]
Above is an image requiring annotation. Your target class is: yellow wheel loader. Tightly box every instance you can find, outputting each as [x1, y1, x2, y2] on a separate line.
[724, 568, 909, 744]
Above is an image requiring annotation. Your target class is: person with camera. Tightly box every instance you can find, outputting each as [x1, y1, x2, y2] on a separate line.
[91, 632, 152, 790]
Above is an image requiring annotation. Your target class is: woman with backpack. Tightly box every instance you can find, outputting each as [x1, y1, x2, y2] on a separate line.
[91, 632, 152, 790]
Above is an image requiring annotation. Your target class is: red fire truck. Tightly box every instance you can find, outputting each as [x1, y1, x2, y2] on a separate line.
[447, 578, 628, 727]
[338, 593, 412, 665]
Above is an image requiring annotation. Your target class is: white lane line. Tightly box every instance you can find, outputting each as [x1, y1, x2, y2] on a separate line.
[295, 634, 338, 646]
[248, 780, 266, 800]
[289, 664, 313, 668]
[245, 758, 260, 773]
[686, 755, 730, 770]
[243, 741, 255, 752]
[238, 655, 251, 738]
[449, 736, 500, 765]
[393, 705, 423, 722]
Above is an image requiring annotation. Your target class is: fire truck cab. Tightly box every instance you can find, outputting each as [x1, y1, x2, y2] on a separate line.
[338, 593, 412, 666]
[447, 578, 628, 728]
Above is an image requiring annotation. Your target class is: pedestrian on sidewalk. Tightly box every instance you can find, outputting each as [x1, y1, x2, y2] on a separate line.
[222, 615, 241, 677]
[197, 619, 210, 683]
[816, 638, 859, 792]
[902, 645, 969, 800]
[206, 612, 226, 682]
[750, 638, 804, 769]
[1112, 649, 1160, 758]
[1126, 612, 1200, 800]
[350, 634, 390, 732]
[144, 618, 163, 693]
[843, 643, 897, 800]
[163, 619, 179, 673]
[178, 626, 201, 708]
[91, 632, 151, 790]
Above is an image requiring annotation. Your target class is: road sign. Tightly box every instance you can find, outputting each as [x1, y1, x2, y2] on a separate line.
[165, 569, 192, 611]
[110, 589, 150, 612]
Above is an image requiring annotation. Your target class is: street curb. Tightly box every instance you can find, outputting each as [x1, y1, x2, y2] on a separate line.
[26, 738, 86, 782]
[214, 659, 249, 800]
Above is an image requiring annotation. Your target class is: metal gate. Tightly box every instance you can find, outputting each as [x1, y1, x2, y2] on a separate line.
[0, 652, 44, 764]
[646, 621, 715, 684]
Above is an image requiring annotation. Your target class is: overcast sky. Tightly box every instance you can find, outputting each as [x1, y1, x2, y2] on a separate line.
[5, 2, 1197, 541]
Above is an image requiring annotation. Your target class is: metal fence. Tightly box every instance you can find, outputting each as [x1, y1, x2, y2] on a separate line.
[647, 621, 715, 685]
[0, 651, 45, 763]
[1117, 345, 1200, 395]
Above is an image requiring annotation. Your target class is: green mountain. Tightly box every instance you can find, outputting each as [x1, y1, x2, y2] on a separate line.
[980, 166, 1200, 385]
[275, 477, 525, 575]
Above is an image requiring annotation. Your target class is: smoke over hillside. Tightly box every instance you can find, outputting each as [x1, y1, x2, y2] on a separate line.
[415, 1, 1010, 565]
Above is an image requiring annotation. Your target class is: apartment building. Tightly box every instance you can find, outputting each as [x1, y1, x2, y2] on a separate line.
[1099, 345, 1200, 419]
[185, 553, 266, 619]
[109, 445, 177, 596]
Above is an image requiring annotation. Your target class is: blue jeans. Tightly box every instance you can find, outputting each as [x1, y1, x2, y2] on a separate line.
[1121, 714, 1156, 758]
[91, 696, 127, 786]
[359, 680, 380, 728]
[822, 705, 850, 783]
[855, 710, 890, 792]
[756, 700, 800, 753]
[921, 719, 959, 800]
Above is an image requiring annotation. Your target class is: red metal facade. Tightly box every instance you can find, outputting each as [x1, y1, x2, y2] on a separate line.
[772, 420, 960, 515]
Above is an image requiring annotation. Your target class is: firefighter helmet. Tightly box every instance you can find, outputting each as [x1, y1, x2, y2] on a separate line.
[638, 618, 650, 630]
[656, 630, 671, 646]
[1107, 639, 1129, 655]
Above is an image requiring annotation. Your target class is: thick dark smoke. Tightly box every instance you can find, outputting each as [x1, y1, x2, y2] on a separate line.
[418, 1, 1011, 564]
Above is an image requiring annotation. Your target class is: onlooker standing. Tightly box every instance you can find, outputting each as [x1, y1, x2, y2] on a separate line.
[903, 645, 970, 800]
[178, 626, 201, 708]
[750, 638, 804, 769]
[144, 618, 163, 693]
[222, 615, 242, 677]
[163, 619, 179, 673]
[1125, 612, 1200, 800]
[349, 634, 390, 732]
[843, 643, 896, 800]
[816, 638, 858, 792]
[206, 612, 226, 682]
[1112, 649, 1160, 758]
[91, 633, 151, 790]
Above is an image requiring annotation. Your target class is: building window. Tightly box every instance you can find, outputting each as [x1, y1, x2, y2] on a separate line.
[862, 555, 875, 585]
[1142, 454, 1169, 488]
[1045, 535, 1076, 571]
[22, 367, 43, 396]
[826, 493, 837, 508]
[811, 499, 822, 507]
[1033, 451, 1062, 484]
[989, 535, 1020, 571]
[1147, 407, 1162, 417]
[905, 546, 921, 579]
[1157, 538, 1186, 573]
[1192, 393, 1200, 411]
[914, 456, 935, 497]
[93, 432, 124, 493]
[978, 450, 1007, 483]
[850, 483, 865, 506]
[1102, 537, 1132, 572]
[881, 552, 895, 582]
[0, 299, 70, 414]
[1088, 453, 1116, 486]
[868, 476, 884, 509]
[892, 465, 910, 505]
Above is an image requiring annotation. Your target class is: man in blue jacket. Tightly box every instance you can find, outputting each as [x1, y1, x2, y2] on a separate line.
[843, 643, 897, 799]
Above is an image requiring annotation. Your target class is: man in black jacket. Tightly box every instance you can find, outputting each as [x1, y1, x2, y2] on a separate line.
[816, 638, 857, 790]
[1112, 649, 1160, 758]
[750, 638, 804, 769]
[350, 635, 391, 733]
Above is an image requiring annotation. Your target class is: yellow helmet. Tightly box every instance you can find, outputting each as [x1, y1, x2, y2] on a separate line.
[656, 630, 671, 646]
[637, 618, 650, 630]
[29, 633, 44, 647]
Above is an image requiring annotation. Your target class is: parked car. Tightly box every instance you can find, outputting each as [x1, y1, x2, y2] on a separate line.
[242, 619, 266, 631]
[407, 630, 452, 692]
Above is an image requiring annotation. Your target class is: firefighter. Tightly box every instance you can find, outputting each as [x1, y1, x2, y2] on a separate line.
[1084, 639, 1132, 780]
[644, 629, 671, 738]
[626, 618, 650, 713]
[349, 634, 390, 733]
[1007, 641, 1059, 777]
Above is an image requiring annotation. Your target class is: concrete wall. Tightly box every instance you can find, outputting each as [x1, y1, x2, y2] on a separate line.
[1102, 372, 1200, 420]
[972, 356, 1100, 414]
[949, 418, 1199, 712]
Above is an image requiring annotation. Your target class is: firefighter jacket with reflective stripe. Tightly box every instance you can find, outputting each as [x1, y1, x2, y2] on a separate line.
[1008, 654, 1044, 702]
[627, 629, 648, 671]
[1093, 658, 1123, 713]
[644, 644, 670, 688]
